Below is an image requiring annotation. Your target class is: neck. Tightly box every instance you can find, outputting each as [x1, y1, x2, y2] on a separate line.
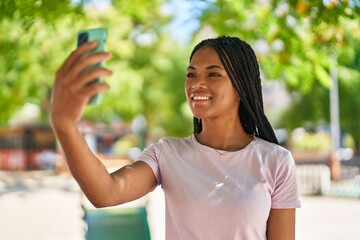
[195, 118, 253, 151]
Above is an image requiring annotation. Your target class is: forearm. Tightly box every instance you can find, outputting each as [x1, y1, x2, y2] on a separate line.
[53, 124, 119, 206]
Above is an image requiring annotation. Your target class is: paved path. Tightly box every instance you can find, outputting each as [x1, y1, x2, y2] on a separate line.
[0, 190, 83, 240]
[296, 195, 360, 240]
[1, 171, 360, 240]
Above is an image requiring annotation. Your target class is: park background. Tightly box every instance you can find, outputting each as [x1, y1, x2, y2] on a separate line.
[1, 0, 360, 239]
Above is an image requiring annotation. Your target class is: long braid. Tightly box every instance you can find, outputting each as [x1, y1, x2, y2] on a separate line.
[190, 36, 278, 145]
[193, 117, 202, 134]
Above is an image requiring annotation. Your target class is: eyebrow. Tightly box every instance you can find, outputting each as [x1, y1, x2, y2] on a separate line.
[187, 65, 224, 70]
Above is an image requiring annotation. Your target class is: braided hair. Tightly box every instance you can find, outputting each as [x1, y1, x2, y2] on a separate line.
[190, 36, 279, 145]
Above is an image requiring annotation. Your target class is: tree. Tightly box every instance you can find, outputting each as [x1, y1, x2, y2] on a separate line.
[0, 0, 194, 137]
[0, 1, 83, 123]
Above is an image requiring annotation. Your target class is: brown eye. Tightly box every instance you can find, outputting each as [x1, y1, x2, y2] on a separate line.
[208, 72, 221, 77]
[186, 73, 196, 78]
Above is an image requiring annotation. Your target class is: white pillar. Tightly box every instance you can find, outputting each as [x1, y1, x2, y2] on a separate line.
[329, 54, 341, 181]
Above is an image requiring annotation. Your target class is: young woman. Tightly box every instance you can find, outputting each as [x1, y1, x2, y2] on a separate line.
[51, 36, 300, 240]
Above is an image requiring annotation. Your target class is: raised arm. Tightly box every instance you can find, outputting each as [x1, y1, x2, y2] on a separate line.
[50, 41, 157, 207]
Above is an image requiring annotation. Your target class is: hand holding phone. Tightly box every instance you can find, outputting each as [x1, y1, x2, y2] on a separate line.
[77, 28, 107, 105]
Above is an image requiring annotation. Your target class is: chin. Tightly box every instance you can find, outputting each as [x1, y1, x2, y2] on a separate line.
[189, 107, 211, 119]
[191, 113, 207, 119]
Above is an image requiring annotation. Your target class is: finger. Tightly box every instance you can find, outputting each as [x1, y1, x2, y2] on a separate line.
[56, 41, 98, 79]
[59, 52, 111, 88]
[70, 52, 111, 81]
[74, 67, 113, 90]
[80, 82, 110, 102]
[64, 40, 98, 71]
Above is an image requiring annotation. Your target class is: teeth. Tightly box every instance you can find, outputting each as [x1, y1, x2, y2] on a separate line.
[192, 96, 210, 101]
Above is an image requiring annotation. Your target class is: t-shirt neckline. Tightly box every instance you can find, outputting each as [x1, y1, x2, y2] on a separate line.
[190, 134, 257, 155]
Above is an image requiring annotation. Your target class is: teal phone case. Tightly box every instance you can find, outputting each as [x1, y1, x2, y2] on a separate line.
[77, 28, 107, 105]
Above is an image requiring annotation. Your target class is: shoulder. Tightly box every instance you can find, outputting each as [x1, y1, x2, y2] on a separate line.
[155, 135, 193, 148]
[252, 137, 294, 169]
[143, 135, 193, 155]
[254, 137, 292, 157]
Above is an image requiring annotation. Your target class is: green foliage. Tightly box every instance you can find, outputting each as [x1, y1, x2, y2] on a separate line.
[283, 0, 360, 24]
[0, 0, 84, 123]
[0, 0, 83, 25]
[0, 17, 76, 121]
[337, 44, 360, 149]
[0, 0, 193, 138]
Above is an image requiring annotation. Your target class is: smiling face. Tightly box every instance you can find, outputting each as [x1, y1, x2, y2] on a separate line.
[185, 46, 240, 120]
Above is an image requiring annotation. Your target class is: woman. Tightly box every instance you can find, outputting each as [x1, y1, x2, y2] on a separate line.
[51, 36, 300, 240]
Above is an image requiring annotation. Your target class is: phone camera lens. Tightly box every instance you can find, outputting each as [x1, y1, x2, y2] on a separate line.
[78, 32, 89, 46]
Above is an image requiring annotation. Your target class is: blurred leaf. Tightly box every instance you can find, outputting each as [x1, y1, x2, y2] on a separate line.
[314, 64, 331, 88]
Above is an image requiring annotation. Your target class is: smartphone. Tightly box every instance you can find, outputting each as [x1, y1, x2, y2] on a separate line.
[77, 28, 107, 105]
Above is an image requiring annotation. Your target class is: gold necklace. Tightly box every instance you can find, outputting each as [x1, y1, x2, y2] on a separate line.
[214, 135, 255, 158]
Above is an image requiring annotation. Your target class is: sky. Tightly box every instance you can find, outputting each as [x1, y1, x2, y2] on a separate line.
[161, 0, 208, 43]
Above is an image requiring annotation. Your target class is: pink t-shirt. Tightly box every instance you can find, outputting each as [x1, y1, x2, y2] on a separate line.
[137, 135, 301, 240]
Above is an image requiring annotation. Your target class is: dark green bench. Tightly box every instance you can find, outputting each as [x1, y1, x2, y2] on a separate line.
[85, 207, 151, 240]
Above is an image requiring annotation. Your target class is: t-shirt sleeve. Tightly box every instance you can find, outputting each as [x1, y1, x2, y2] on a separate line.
[135, 143, 162, 186]
[271, 151, 301, 209]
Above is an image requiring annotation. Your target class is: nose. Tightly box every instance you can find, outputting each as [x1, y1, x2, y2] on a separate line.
[191, 75, 206, 90]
